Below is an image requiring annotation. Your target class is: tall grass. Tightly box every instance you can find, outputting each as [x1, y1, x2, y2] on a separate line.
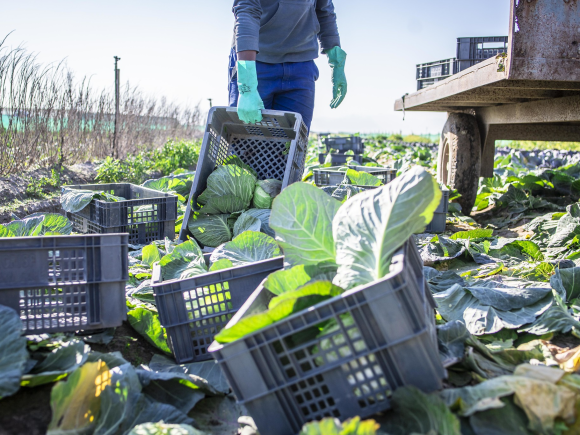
[0, 35, 202, 177]
[497, 140, 580, 151]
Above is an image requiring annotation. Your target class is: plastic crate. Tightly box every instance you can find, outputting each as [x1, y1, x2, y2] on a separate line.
[151, 256, 284, 363]
[0, 234, 128, 334]
[208, 239, 445, 435]
[67, 213, 175, 246]
[313, 166, 397, 187]
[178, 107, 308, 243]
[456, 36, 508, 72]
[324, 136, 364, 155]
[64, 183, 178, 245]
[416, 58, 457, 91]
[317, 154, 363, 166]
[425, 188, 450, 233]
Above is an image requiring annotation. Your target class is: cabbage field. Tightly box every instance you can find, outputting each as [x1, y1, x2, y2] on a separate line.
[4, 136, 580, 435]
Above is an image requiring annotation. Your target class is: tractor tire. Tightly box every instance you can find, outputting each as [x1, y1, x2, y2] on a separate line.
[437, 113, 481, 214]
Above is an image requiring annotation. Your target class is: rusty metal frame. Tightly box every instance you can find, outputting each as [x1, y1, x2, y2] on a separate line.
[394, 0, 580, 177]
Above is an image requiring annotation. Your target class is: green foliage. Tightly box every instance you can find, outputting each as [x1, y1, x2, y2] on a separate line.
[216, 167, 441, 343]
[47, 360, 109, 434]
[21, 340, 90, 387]
[197, 165, 257, 214]
[334, 167, 441, 289]
[379, 387, 461, 435]
[25, 168, 62, 199]
[345, 168, 382, 187]
[252, 184, 273, 209]
[127, 307, 172, 354]
[215, 280, 342, 344]
[433, 283, 553, 336]
[129, 422, 203, 435]
[60, 188, 124, 213]
[498, 140, 580, 151]
[96, 139, 201, 184]
[0, 306, 28, 399]
[300, 416, 380, 434]
[95, 156, 130, 183]
[1, 213, 72, 237]
[402, 134, 434, 144]
[158, 240, 207, 281]
[270, 182, 341, 269]
[209, 231, 281, 267]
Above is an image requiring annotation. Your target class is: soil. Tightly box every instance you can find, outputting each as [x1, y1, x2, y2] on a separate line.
[89, 321, 165, 366]
[0, 162, 97, 223]
[0, 383, 53, 435]
[0, 323, 163, 434]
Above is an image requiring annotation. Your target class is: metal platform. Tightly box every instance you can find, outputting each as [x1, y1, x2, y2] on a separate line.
[395, 0, 580, 177]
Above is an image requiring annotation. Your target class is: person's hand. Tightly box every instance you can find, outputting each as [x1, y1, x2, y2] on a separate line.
[237, 60, 264, 123]
[326, 46, 347, 109]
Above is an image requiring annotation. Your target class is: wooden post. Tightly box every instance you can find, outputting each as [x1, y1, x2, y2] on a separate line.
[113, 56, 121, 158]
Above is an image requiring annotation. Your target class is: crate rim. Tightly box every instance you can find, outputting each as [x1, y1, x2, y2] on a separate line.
[220, 321, 432, 407]
[208, 106, 305, 137]
[151, 255, 284, 289]
[62, 183, 178, 204]
[0, 232, 129, 246]
[178, 106, 307, 243]
[208, 242, 410, 354]
[313, 165, 396, 173]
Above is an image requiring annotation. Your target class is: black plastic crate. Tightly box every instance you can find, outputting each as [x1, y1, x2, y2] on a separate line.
[151, 256, 284, 363]
[324, 136, 364, 155]
[313, 166, 397, 187]
[208, 239, 445, 435]
[67, 212, 175, 246]
[456, 36, 508, 72]
[178, 107, 308, 243]
[0, 234, 128, 334]
[425, 187, 450, 233]
[64, 183, 178, 244]
[416, 58, 457, 91]
[317, 153, 363, 165]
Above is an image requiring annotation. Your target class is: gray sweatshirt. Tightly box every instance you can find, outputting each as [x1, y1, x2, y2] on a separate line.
[232, 0, 341, 64]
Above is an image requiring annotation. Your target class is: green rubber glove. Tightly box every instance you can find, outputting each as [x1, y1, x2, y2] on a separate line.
[326, 46, 348, 109]
[237, 60, 264, 124]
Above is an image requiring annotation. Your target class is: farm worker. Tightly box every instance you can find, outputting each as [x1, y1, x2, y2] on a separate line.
[229, 0, 347, 131]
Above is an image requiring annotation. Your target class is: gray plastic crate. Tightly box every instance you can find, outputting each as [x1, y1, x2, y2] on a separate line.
[416, 58, 457, 91]
[456, 36, 508, 72]
[324, 136, 364, 155]
[330, 154, 363, 166]
[0, 234, 128, 334]
[426, 188, 450, 233]
[178, 107, 308, 243]
[317, 154, 363, 166]
[67, 213, 175, 246]
[64, 183, 178, 245]
[416, 37, 508, 91]
[208, 239, 445, 435]
[151, 256, 284, 363]
[313, 166, 397, 187]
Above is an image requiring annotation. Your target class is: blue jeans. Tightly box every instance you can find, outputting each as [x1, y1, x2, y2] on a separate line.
[228, 49, 318, 131]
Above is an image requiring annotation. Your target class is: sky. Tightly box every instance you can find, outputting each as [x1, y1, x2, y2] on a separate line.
[2, 0, 511, 135]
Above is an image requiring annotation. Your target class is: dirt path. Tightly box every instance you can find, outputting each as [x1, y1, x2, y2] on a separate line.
[0, 163, 97, 223]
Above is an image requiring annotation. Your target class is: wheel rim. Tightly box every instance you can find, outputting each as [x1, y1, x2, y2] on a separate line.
[438, 137, 450, 185]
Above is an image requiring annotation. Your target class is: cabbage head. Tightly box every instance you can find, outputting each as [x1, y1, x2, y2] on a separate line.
[252, 185, 273, 209]
[197, 165, 257, 214]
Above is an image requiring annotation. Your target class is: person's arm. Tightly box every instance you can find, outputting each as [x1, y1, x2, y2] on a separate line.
[316, 0, 341, 53]
[232, 0, 262, 55]
[238, 51, 257, 61]
[232, 1, 264, 123]
[317, 1, 347, 108]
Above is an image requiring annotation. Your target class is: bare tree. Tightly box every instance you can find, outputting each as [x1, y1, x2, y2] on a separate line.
[0, 35, 203, 176]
